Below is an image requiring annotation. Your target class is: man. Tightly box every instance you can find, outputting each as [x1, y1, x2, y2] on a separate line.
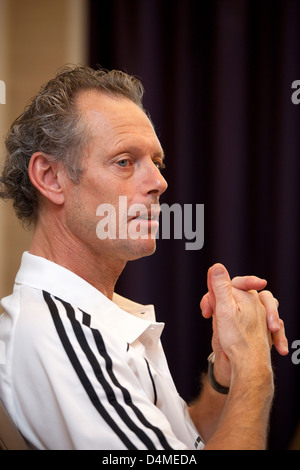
[0, 66, 288, 450]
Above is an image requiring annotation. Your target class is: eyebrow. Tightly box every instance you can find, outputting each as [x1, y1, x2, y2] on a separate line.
[153, 149, 165, 161]
[113, 141, 165, 161]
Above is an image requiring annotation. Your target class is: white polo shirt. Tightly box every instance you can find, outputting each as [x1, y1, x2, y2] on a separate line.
[0, 252, 202, 450]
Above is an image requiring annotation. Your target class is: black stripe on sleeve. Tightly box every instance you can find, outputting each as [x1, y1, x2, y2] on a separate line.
[90, 321, 174, 450]
[81, 310, 91, 327]
[42, 291, 137, 450]
[57, 297, 159, 450]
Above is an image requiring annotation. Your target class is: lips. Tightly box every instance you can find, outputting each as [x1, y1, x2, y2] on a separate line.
[130, 209, 160, 222]
[124, 204, 160, 240]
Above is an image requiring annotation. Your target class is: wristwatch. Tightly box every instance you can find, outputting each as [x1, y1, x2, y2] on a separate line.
[207, 352, 230, 395]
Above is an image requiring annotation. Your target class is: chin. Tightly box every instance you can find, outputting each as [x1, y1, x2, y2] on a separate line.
[126, 239, 157, 261]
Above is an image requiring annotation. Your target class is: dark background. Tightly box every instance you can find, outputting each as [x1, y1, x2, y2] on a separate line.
[88, 0, 300, 449]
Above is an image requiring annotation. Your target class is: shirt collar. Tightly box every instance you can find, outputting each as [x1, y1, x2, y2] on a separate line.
[15, 252, 164, 346]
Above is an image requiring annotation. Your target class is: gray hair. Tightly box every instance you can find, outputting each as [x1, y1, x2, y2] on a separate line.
[0, 65, 145, 226]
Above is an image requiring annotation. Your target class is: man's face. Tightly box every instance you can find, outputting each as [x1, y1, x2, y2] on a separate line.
[61, 90, 167, 264]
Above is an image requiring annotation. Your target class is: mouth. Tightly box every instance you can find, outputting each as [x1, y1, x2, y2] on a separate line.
[134, 213, 158, 221]
[126, 208, 160, 242]
[123, 203, 161, 241]
[130, 209, 160, 223]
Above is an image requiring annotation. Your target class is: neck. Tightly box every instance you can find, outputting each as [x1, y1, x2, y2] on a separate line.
[30, 215, 126, 300]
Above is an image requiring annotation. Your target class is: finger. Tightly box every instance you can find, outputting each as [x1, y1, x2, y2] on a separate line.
[259, 290, 281, 332]
[271, 319, 289, 356]
[209, 264, 235, 309]
[200, 292, 213, 319]
[206, 267, 216, 311]
[231, 275, 267, 292]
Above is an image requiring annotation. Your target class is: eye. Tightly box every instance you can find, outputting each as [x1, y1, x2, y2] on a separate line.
[154, 160, 166, 170]
[117, 159, 130, 167]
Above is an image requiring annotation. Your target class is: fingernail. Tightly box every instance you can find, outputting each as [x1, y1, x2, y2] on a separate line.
[212, 266, 225, 277]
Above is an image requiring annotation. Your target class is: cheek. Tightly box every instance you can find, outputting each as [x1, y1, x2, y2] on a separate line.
[67, 199, 94, 238]
[67, 171, 134, 233]
[63, 185, 98, 239]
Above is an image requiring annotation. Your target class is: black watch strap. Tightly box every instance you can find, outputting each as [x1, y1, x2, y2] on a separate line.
[207, 352, 230, 395]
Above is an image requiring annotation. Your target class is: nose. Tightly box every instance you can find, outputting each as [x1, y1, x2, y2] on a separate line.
[143, 161, 168, 198]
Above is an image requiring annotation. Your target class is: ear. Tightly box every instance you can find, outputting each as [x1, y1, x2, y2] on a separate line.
[28, 152, 65, 206]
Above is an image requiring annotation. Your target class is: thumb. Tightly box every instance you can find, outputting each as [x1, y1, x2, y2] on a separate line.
[209, 264, 235, 308]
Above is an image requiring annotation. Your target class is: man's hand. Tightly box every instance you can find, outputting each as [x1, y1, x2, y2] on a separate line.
[200, 265, 289, 357]
[192, 263, 277, 449]
[199, 263, 288, 389]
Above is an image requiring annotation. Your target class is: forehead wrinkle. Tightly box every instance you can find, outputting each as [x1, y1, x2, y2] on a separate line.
[84, 109, 153, 145]
[76, 91, 165, 159]
[111, 133, 165, 160]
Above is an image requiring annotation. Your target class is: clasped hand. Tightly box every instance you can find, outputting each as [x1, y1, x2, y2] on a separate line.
[200, 264, 288, 387]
